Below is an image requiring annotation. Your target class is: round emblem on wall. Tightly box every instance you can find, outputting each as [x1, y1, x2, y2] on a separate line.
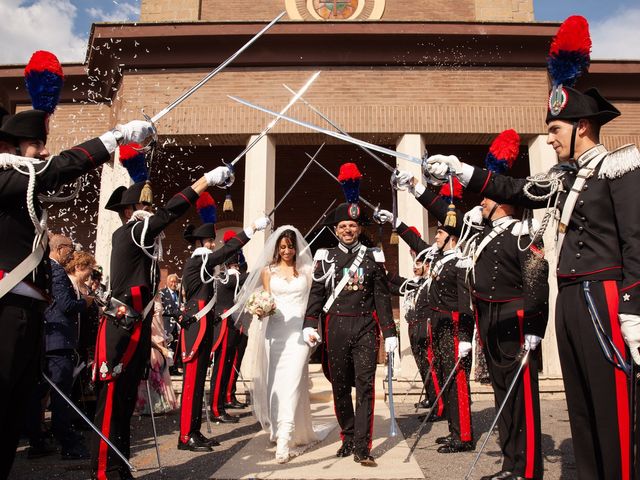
[313, 0, 358, 19]
[285, 0, 385, 21]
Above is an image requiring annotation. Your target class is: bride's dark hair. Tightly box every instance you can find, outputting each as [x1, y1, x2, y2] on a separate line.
[271, 229, 298, 277]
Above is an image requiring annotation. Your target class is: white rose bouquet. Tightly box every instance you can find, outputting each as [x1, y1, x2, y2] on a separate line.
[245, 289, 277, 318]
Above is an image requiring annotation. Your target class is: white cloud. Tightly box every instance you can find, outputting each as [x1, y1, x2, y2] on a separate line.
[0, 0, 86, 64]
[86, 1, 139, 22]
[591, 7, 640, 60]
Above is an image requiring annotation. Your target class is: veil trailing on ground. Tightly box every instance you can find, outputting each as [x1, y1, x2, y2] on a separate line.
[222, 225, 313, 329]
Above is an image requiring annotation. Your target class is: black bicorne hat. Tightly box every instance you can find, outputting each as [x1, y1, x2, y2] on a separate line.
[324, 202, 370, 226]
[546, 86, 620, 126]
[105, 182, 152, 212]
[0, 109, 48, 143]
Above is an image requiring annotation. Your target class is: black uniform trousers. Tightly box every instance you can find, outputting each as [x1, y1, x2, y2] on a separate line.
[178, 317, 214, 443]
[431, 309, 473, 443]
[225, 324, 247, 404]
[477, 301, 542, 479]
[408, 320, 436, 404]
[325, 314, 378, 456]
[556, 280, 639, 480]
[0, 294, 46, 479]
[209, 318, 235, 417]
[91, 318, 151, 480]
[46, 350, 83, 450]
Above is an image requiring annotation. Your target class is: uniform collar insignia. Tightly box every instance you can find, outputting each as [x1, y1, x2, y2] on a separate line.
[492, 216, 513, 227]
[576, 144, 607, 168]
[338, 241, 361, 253]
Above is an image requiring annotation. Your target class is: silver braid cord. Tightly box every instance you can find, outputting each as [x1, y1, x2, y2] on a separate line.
[0, 156, 47, 235]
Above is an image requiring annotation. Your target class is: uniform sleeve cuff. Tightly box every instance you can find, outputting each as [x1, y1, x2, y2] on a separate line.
[244, 227, 254, 239]
[413, 183, 426, 197]
[99, 131, 118, 154]
[458, 163, 474, 186]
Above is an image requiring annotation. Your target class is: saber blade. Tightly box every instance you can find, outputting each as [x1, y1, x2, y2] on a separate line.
[304, 199, 337, 238]
[150, 12, 286, 124]
[229, 71, 321, 167]
[228, 95, 421, 166]
[267, 143, 325, 217]
[283, 84, 397, 174]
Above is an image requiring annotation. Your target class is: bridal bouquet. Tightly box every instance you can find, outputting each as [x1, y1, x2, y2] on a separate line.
[245, 290, 277, 318]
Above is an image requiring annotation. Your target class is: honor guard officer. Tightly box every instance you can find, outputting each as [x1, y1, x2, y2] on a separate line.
[303, 163, 397, 467]
[396, 129, 550, 479]
[387, 231, 438, 411]
[379, 180, 475, 453]
[0, 49, 154, 477]
[209, 231, 251, 421]
[177, 195, 267, 451]
[426, 16, 640, 479]
[91, 146, 233, 479]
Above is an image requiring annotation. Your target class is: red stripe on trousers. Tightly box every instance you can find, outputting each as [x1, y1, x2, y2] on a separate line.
[325, 315, 343, 441]
[452, 312, 472, 442]
[226, 349, 239, 403]
[120, 287, 144, 368]
[211, 325, 229, 417]
[517, 309, 536, 478]
[179, 353, 199, 442]
[97, 382, 115, 480]
[211, 318, 228, 353]
[604, 280, 630, 480]
[428, 322, 444, 416]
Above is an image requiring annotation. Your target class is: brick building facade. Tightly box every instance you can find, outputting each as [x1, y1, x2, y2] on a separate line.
[1, 0, 639, 380]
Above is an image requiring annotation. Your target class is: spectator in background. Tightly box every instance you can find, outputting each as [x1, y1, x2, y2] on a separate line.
[160, 273, 182, 375]
[42, 239, 93, 459]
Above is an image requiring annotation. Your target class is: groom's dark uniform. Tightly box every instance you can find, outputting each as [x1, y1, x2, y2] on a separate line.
[304, 204, 396, 459]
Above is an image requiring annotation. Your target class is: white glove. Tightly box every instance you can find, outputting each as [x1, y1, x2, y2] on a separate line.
[376, 209, 394, 225]
[303, 327, 321, 347]
[385, 336, 398, 353]
[619, 314, 640, 365]
[458, 341, 472, 358]
[115, 120, 155, 145]
[524, 334, 542, 351]
[394, 170, 414, 190]
[253, 216, 271, 232]
[465, 205, 484, 227]
[204, 166, 232, 187]
[426, 154, 463, 180]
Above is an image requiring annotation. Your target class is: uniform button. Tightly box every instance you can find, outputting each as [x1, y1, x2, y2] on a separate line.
[578, 226, 584, 232]
[494, 266, 498, 270]
[578, 200, 584, 206]
[580, 216, 586, 221]
[489, 295, 493, 300]
[578, 241, 584, 247]
[492, 276, 496, 281]
[571, 268, 576, 274]
[583, 184, 589, 191]
[493, 250, 498, 254]
[576, 253, 581, 259]
[491, 286, 496, 291]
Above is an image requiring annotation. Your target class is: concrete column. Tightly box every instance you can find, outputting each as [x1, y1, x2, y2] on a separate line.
[528, 135, 563, 379]
[395, 134, 428, 378]
[94, 152, 132, 280]
[242, 134, 276, 381]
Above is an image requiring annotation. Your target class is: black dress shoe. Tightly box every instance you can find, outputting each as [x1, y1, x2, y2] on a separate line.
[211, 413, 239, 423]
[224, 399, 247, 409]
[435, 434, 453, 445]
[414, 399, 431, 409]
[436, 439, 474, 453]
[480, 472, 514, 480]
[353, 453, 377, 467]
[336, 441, 354, 457]
[177, 436, 212, 452]
[193, 431, 220, 447]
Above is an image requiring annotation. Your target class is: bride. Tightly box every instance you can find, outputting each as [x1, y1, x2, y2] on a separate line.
[227, 225, 331, 463]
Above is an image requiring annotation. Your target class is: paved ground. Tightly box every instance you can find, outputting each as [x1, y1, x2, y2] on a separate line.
[9, 371, 576, 480]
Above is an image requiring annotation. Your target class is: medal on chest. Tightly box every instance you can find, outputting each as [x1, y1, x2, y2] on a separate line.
[343, 267, 364, 291]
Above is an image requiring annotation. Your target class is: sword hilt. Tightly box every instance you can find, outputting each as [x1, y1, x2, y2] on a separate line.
[133, 112, 159, 153]
[220, 162, 236, 188]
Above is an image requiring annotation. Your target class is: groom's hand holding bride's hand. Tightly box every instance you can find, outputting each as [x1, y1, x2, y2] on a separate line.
[303, 327, 321, 347]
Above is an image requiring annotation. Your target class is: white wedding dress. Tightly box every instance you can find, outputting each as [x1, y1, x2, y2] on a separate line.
[251, 268, 333, 456]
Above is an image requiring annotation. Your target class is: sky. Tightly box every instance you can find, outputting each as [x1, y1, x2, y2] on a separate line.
[0, 0, 638, 64]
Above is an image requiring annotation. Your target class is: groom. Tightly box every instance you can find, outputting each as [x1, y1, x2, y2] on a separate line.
[303, 200, 398, 467]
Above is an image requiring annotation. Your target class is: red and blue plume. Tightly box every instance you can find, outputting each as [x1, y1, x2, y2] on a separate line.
[485, 129, 520, 175]
[547, 15, 591, 87]
[439, 177, 463, 200]
[337, 162, 362, 204]
[24, 51, 64, 114]
[196, 193, 217, 224]
[118, 143, 149, 183]
[223, 230, 237, 243]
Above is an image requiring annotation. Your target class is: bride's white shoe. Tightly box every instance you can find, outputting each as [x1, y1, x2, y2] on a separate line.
[275, 437, 290, 464]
